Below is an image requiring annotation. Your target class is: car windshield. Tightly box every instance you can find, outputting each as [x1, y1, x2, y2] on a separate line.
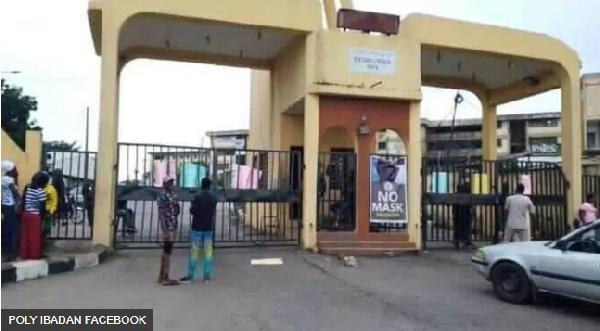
[550, 221, 600, 245]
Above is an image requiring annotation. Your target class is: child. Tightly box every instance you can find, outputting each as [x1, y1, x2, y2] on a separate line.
[43, 176, 58, 252]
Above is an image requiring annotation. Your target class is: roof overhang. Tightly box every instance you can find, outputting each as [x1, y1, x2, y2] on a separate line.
[401, 14, 581, 105]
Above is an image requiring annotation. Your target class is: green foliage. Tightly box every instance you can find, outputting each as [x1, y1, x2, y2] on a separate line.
[1, 79, 39, 149]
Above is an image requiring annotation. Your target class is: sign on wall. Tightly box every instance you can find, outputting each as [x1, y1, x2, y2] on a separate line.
[348, 49, 396, 76]
[530, 141, 560, 153]
[369, 155, 408, 225]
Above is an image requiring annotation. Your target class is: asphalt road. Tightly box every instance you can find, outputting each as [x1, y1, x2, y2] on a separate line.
[2, 249, 598, 331]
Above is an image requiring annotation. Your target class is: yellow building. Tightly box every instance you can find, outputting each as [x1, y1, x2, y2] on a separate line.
[88, 0, 582, 254]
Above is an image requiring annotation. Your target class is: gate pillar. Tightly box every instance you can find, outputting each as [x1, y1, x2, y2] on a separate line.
[302, 93, 319, 250]
[560, 67, 583, 225]
[481, 104, 498, 161]
[407, 101, 422, 249]
[92, 17, 121, 248]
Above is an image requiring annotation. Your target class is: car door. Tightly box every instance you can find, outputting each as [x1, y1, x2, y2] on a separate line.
[537, 223, 600, 302]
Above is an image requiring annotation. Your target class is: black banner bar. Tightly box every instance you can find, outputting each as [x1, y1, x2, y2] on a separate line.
[2, 309, 153, 331]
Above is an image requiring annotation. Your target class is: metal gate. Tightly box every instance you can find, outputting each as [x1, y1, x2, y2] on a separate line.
[113, 143, 302, 249]
[421, 157, 569, 249]
[42, 149, 97, 240]
[317, 151, 357, 231]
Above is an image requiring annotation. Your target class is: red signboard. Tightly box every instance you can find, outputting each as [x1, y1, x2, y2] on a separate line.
[337, 9, 400, 35]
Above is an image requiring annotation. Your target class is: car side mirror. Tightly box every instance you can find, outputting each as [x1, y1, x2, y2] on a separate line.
[555, 240, 568, 252]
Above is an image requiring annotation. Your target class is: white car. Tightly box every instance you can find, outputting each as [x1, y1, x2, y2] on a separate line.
[472, 221, 600, 305]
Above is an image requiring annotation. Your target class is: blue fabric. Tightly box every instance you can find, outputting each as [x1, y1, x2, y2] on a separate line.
[2, 204, 18, 257]
[188, 230, 214, 280]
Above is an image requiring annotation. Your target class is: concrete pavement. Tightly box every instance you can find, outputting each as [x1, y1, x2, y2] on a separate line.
[2, 248, 598, 331]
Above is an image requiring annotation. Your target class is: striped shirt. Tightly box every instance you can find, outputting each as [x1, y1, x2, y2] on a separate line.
[23, 187, 47, 214]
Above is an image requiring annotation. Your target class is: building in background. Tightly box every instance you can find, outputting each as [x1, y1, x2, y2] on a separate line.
[206, 129, 249, 150]
[583, 73, 600, 151]
[373, 112, 562, 158]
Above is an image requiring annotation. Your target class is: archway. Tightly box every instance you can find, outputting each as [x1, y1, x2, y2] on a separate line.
[317, 126, 357, 231]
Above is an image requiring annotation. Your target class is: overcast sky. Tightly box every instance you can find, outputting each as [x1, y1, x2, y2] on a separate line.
[1, 0, 598, 151]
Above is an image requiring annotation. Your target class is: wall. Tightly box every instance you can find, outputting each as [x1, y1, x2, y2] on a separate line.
[319, 96, 412, 240]
[583, 73, 600, 120]
[312, 30, 421, 100]
[248, 70, 273, 150]
[1, 129, 43, 191]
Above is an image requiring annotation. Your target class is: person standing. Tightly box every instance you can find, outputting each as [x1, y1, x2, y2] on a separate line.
[51, 169, 66, 223]
[180, 178, 218, 283]
[504, 183, 536, 242]
[453, 181, 475, 249]
[19, 172, 49, 260]
[1, 160, 20, 261]
[156, 176, 180, 286]
[42, 175, 58, 251]
[83, 180, 95, 229]
[576, 193, 598, 229]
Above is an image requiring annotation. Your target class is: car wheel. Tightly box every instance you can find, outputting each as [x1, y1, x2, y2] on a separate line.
[491, 262, 531, 304]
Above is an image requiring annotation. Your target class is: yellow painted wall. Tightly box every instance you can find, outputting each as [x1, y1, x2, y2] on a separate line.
[248, 69, 273, 150]
[1, 129, 43, 191]
[311, 30, 422, 100]
[273, 38, 307, 115]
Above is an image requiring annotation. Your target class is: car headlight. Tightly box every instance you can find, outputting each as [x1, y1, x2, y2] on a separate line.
[473, 249, 486, 261]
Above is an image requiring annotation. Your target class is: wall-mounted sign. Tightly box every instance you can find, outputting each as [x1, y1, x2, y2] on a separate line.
[348, 48, 396, 76]
[530, 141, 560, 153]
[369, 155, 408, 225]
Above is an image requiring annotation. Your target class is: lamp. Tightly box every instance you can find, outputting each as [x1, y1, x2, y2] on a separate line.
[357, 115, 370, 135]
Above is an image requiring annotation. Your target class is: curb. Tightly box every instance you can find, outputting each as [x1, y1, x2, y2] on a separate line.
[1, 245, 110, 285]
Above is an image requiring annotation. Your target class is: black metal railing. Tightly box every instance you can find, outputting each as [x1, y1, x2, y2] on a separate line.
[113, 143, 302, 248]
[317, 152, 357, 231]
[421, 157, 569, 249]
[42, 150, 97, 240]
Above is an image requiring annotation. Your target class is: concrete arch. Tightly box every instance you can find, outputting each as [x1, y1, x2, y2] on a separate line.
[372, 128, 406, 155]
[319, 126, 356, 152]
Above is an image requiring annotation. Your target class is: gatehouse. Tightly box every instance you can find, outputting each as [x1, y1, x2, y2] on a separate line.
[87, 0, 582, 254]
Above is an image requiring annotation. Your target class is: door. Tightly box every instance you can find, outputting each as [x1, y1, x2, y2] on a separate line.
[289, 146, 304, 219]
[537, 223, 600, 302]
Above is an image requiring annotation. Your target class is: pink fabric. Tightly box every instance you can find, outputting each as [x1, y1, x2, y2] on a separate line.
[153, 159, 178, 187]
[231, 165, 261, 189]
[153, 161, 167, 187]
[580, 202, 598, 225]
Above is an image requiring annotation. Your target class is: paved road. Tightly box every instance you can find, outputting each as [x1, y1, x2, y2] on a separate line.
[3, 249, 598, 331]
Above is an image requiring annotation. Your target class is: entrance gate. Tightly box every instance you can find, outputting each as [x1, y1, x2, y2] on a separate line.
[421, 157, 569, 249]
[114, 143, 302, 249]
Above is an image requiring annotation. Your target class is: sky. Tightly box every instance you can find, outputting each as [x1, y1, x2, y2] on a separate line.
[1, 0, 599, 152]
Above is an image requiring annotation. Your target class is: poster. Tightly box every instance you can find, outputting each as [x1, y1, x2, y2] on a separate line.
[369, 155, 408, 225]
[521, 174, 532, 195]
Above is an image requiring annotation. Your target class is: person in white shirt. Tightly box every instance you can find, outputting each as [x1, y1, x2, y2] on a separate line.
[504, 184, 536, 242]
[1, 160, 20, 261]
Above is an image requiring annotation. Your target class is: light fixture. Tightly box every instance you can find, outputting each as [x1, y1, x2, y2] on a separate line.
[240, 50, 244, 58]
[437, 50, 442, 63]
[357, 115, 370, 135]
[205, 36, 211, 44]
[257, 29, 262, 41]
[523, 76, 539, 86]
[457, 61, 462, 72]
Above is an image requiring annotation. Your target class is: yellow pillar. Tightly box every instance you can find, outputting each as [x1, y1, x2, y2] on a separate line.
[303, 93, 319, 250]
[93, 19, 121, 248]
[322, 0, 337, 29]
[560, 69, 582, 224]
[407, 101, 422, 249]
[481, 104, 498, 161]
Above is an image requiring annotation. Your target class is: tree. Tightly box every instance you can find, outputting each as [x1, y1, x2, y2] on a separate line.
[43, 140, 80, 151]
[1, 79, 40, 149]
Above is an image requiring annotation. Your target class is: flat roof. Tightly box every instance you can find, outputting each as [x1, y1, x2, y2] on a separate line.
[206, 129, 249, 137]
